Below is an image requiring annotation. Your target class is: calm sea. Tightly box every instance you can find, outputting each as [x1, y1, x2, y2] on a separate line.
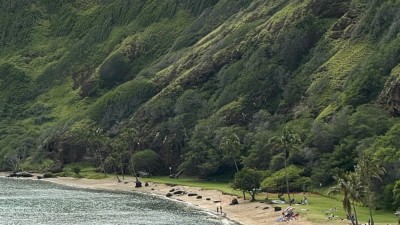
[0, 177, 228, 225]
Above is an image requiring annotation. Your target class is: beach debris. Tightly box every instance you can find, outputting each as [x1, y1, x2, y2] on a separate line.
[196, 195, 202, 199]
[263, 206, 269, 210]
[145, 182, 149, 187]
[166, 193, 173, 197]
[274, 206, 282, 211]
[278, 206, 299, 222]
[271, 200, 286, 204]
[169, 188, 175, 192]
[188, 193, 198, 196]
[213, 200, 221, 203]
[206, 198, 211, 200]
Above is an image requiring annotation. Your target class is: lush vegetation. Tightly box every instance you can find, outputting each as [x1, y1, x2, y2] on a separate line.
[1, 0, 400, 222]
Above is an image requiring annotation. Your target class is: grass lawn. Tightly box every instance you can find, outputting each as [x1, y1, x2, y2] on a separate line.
[57, 167, 399, 225]
[140, 176, 399, 225]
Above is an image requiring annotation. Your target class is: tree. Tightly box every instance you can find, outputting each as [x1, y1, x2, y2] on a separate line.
[131, 149, 159, 174]
[269, 129, 301, 206]
[220, 132, 246, 199]
[330, 172, 364, 225]
[261, 165, 311, 193]
[111, 137, 130, 180]
[219, 132, 241, 172]
[357, 151, 385, 225]
[3, 152, 20, 172]
[232, 168, 262, 201]
[105, 154, 121, 182]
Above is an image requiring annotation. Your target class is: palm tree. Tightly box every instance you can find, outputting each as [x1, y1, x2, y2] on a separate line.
[269, 129, 300, 206]
[220, 132, 243, 198]
[330, 172, 364, 225]
[357, 151, 386, 225]
[105, 154, 121, 182]
[219, 133, 241, 173]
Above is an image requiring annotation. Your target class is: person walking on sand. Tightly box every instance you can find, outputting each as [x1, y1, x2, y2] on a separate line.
[220, 206, 222, 214]
[217, 206, 219, 213]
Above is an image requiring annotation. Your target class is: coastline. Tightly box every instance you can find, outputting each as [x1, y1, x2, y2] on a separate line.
[0, 173, 314, 225]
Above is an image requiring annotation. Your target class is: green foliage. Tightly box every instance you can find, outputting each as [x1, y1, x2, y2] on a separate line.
[393, 181, 400, 210]
[131, 149, 160, 174]
[382, 183, 396, 211]
[261, 165, 311, 192]
[348, 104, 392, 139]
[43, 172, 56, 178]
[0, 64, 38, 118]
[89, 78, 157, 127]
[232, 168, 262, 201]
[72, 167, 81, 174]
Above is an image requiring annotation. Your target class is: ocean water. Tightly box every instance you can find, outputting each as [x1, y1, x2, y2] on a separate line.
[0, 177, 227, 225]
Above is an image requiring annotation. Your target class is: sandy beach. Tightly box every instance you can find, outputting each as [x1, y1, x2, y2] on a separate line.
[0, 173, 318, 225]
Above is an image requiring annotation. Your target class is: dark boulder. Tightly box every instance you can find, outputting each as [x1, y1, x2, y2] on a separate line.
[229, 198, 239, 205]
[188, 193, 198, 196]
[17, 172, 34, 177]
[166, 193, 173, 197]
[135, 181, 142, 188]
[174, 190, 184, 195]
[196, 196, 202, 199]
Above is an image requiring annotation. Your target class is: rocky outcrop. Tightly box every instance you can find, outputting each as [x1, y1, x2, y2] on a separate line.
[7, 172, 34, 177]
[379, 76, 400, 116]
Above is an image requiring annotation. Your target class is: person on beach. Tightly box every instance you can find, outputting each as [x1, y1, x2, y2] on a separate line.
[217, 206, 219, 213]
[220, 206, 222, 214]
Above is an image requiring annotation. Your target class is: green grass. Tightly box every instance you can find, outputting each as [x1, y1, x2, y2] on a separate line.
[51, 169, 399, 224]
[137, 176, 399, 225]
[57, 162, 109, 179]
[141, 176, 243, 196]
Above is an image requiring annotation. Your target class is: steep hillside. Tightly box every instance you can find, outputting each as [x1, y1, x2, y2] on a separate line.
[1, 0, 400, 209]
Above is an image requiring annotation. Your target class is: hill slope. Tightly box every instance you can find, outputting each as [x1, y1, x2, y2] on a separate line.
[1, 0, 400, 209]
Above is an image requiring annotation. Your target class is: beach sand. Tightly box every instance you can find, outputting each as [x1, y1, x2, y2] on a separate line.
[0, 173, 326, 225]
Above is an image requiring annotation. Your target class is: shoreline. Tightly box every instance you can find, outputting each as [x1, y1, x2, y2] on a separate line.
[0, 173, 314, 225]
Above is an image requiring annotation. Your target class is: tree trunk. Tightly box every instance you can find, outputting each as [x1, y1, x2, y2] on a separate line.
[367, 188, 374, 225]
[250, 190, 256, 201]
[368, 202, 374, 225]
[112, 163, 121, 182]
[352, 201, 359, 225]
[284, 155, 291, 206]
[131, 161, 139, 182]
[119, 159, 125, 180]
[233, 158, 239, 173]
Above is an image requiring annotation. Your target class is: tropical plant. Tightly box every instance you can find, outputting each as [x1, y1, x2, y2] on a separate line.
[105, 154, 121, 182]
[232, 168, 262, 201]
[131, 149, 159, 174]
[330, 172, 365, 225]
[219, 132, 241, 173]
[268, 129, 301, 206]
[356, 151, 386, 225]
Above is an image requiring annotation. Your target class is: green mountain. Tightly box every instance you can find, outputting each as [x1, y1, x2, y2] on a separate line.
[1, 0, 400, 209]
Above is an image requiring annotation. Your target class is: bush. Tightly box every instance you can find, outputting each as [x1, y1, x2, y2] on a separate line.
[261, 165, 311, 192]
[43, 172, 56, 178]
[72, 167, 81, 174]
